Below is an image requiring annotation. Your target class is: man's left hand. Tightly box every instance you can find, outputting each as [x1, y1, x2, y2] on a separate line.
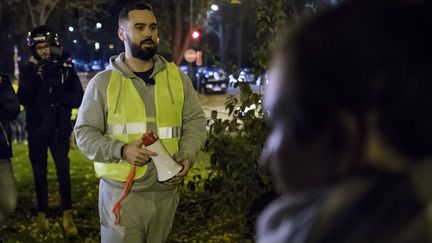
[164, 154, 190, 185]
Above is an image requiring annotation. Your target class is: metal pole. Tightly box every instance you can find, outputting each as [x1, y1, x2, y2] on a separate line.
[190, 0, 193, 31]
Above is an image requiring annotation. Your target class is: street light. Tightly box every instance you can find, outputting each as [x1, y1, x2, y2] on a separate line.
[211, 4, 219, 11]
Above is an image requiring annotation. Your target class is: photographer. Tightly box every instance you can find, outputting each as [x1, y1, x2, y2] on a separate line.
[18, 25, 83, 237]
[0, 74, 19, 231]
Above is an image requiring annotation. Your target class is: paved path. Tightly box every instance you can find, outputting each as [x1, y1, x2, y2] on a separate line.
[198, 93, 232, 120]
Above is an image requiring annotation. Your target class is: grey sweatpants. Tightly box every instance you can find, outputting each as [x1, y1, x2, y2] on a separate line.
[0, 159, 17, 227]
[99, 179, 179, 243]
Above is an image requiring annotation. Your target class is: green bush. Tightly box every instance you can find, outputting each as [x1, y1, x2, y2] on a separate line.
[197, 82, 276, 238]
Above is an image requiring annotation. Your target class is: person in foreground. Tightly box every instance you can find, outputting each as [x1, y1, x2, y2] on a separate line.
[74, 1, 206, 242]
[257, 0, 432, 242]
[0, 74, 19, 232]
[18, 25, 83, 236]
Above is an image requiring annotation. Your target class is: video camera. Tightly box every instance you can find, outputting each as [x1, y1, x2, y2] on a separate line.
[0, 74, 12, 93]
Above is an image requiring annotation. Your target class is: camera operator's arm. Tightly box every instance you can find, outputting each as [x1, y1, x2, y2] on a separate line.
[18, 63, 41, 106]
[65, 67, 84, 108]
[54, 63, 83, 108]
[0, 76, 20, 120]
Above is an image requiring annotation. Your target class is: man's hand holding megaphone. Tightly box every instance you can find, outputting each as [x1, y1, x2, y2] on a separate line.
[120, 140, 190, 183]
[121, 140, 157, 167]
[113, 138, 191, 225]
[166, 152, 191, 185]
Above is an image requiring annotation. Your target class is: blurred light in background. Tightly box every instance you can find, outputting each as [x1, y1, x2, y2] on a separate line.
[96, 22, 102, 29]
[108, 44, 114, 49]
[68, 26, 74, 32]
[94, 42, 100, 50]
[192, 30, 200, 39]
[211, 4, 219, 11]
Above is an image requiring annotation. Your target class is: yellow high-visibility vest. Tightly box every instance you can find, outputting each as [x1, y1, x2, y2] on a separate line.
[71, 108, 79, 121]
[12, 83, 24, 111]
[94, 63, 184, 181]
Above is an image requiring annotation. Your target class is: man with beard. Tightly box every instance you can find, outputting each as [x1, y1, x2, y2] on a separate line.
[74, 1, 206, 242]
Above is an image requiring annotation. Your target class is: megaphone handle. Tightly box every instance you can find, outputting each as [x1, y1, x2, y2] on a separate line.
[112, 165, 136, 225]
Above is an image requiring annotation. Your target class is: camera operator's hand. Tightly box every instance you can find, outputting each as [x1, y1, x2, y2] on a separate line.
[37, 61, 63, 87]
[0, 75, 10, 91]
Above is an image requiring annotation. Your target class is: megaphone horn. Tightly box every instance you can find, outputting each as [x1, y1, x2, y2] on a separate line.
[142, 130, 183, 182]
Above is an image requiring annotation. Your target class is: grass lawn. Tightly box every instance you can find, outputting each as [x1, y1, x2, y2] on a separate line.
[0, 144, 254, 242]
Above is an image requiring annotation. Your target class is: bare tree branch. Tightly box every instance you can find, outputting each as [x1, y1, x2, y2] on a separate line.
[38, 0, 46, 24]
[41, 0, 59, 24]
[26, 0, 37, 27]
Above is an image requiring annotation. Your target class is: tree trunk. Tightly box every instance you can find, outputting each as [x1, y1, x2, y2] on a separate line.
[175, 31, 192, 65]
[172, 0, 182, 60]
[236, 8, 246, 67]
[218, 21, 225, 67]
[0, 1, 3, 22]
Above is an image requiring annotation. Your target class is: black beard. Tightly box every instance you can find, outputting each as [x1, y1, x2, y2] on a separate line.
[129, 39, 157, 61]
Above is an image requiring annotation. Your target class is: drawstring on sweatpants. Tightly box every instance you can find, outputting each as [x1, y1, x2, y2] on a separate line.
[112, 165, 136, 225]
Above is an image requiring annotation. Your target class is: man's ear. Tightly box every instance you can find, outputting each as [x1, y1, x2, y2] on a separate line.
[157, 37, 160, 45]
[335, 111, 363, 174]
[364, 112, 408, 172]
[118, 27, 125, 41]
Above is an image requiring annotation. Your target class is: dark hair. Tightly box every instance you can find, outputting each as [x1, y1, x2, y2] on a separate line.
[118, 1, 153, 26]
[275, 0, 432, 160]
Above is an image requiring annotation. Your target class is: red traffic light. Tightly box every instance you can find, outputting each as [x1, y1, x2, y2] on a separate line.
[192, 30, 200, 39]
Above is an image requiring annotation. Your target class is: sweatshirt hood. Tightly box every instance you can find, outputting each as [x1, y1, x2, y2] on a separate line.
[105, 52, 177, 113]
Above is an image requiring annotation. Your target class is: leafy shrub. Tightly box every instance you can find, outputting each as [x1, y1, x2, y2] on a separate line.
[197, 82, 276, 236]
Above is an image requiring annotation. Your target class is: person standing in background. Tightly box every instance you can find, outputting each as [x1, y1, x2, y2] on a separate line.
[18, 25, 83, 237]
[0, 74, 19, 239]
[10, 78, 27, 144]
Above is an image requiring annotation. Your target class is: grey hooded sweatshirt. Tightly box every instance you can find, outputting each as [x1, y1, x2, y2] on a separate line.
[74, 53, 206, 194]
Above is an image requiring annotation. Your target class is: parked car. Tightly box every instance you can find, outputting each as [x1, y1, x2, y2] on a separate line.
[196, 67, 228, 94]
[229, 68, 256, 85]
[73, 59, 108, 72]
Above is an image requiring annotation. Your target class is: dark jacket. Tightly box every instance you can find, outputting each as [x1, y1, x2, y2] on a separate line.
[257, 166, 432, 243]
[18, 57, 83, 136]
[0, 75, 20, 159]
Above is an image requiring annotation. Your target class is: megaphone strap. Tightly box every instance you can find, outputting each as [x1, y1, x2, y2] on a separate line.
[112, 165, 136, 225]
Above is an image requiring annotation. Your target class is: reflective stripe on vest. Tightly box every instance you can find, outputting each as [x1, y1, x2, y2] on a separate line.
[106, 123, 182, 140]
[94, 63, 184, 181]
